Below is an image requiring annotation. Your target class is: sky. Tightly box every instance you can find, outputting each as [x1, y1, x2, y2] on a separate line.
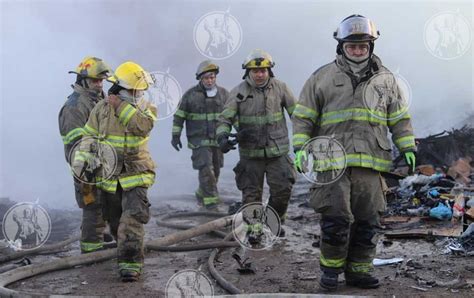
[0, 0, 472, 209]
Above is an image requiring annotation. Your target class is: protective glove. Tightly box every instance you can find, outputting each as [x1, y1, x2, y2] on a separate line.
[171, 135, 182, 151]
[218, 133, 237, 153]
[294, 150, 308, 173]
[404, 151, 416, 174]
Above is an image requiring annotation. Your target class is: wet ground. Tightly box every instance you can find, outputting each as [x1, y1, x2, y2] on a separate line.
[1, 177, 474, 297]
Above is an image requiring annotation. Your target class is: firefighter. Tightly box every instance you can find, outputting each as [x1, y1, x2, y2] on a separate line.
[58, 57, 112, 254]
[73, 61, 157, 282]
[217, 49, 297, 237]
[171, 60, 229, 209]
[292, 15, 416, 290]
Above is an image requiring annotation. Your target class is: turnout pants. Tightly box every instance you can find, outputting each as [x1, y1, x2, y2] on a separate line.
[192, 146, 223, 206]
[101, 185, 151, 274]
[310, 167, 386, 275]
[233, 155, 296, 219]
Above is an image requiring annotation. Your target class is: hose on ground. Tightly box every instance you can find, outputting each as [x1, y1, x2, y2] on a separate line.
[0, 211, 239, 296]
[156, 211, 228, 238]
[0, 235, 80, 264]
[208, 232, 242, 294]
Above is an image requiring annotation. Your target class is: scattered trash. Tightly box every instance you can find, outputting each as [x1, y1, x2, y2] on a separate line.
[373, 258, 404, 266]
[81, 281, 88, 285]
[429, 202, 452, 220]
[232, 253, 256, 274]
[410, 285, 428, 292]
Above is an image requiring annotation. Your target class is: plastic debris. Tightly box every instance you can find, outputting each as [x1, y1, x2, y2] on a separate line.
[373, 258, 404, 266]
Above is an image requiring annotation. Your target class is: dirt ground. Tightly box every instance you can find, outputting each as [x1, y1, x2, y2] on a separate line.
[2, 179, 474, 297]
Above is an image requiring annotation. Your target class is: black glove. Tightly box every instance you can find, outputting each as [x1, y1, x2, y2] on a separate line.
[171, 135, 182, 151]
[218, 133, 237, 153]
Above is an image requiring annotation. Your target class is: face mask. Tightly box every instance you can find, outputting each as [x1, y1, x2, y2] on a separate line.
[206, 87, 218, 97]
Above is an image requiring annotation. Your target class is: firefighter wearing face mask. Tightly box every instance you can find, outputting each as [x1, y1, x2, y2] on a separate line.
[58, 57, 112, 254]
[73, 61, 157, 282]
[217, 49, 297, 237]
[171, 61, 229, 209]
[292, 15, 416, 290]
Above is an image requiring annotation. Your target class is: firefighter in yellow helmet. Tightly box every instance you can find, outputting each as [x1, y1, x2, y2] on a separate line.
[171, 60, 229, 209]
[58, 57, 112, 254]
[73, 61, 157, 282]
[217, 49, 297, 237]
[292, 15, 416, 290]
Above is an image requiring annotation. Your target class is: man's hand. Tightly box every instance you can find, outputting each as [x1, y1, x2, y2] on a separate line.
[218, 133, 237, 153]
[171, 135, 182, 151]
[404, 151, 416, 174]
[107, 94, 122, 111]
[294, 150, 308, 173]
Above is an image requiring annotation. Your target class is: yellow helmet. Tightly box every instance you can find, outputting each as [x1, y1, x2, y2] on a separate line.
[242, 49, 275, 69]
[69, 56, 112, 79]
[107, 61, 153, 90]
[196, 60, 219, 80]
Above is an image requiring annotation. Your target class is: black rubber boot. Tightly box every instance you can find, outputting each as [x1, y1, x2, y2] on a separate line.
[319, 271, 339, 291]
[120, 270, 140, 282]
[345, 273, 380, 289]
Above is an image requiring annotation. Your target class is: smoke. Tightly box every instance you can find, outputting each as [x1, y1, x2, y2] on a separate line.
[0, 0, 472, 208]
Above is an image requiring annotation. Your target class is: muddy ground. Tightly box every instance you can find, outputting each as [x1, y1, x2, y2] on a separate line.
[1, 177, 473, 297]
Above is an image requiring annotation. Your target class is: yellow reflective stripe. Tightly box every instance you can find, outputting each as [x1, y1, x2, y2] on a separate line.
[346, 261, 372, 273]
[143, 108, 157, 121]
[118, 262, 143, 272]
[84, 124, 98, 136]
[183, 112, 221, 121]
[118, 103, 137, 126]
[62, 127, 85, 144]
[394, 135, 415, 150]
[293, 104, 318, 122]
[101, 135, 149, 148]
[74, 151, 94, 162]
[320, 254, 346, 268]
[221, 107, 237, 119]
[119, 173, 155, 189]
[287, 104, 296, 115]
[203, 196, 219, 205]
[320, 108, 387, 126]
[240, 144, 289, 158]
[293, 133, 311, 147]
[216, 125, 231, 136]
[175, 109, 187, 118]
[96, 177, 118, 193]
[80, 241, 103, 252]
[313, 153, 392, 172]
[245, 223, 263, 233]
[240, 112, 283, 125]
[172, 125, 182, 134]
[388, 107, 410, 119]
